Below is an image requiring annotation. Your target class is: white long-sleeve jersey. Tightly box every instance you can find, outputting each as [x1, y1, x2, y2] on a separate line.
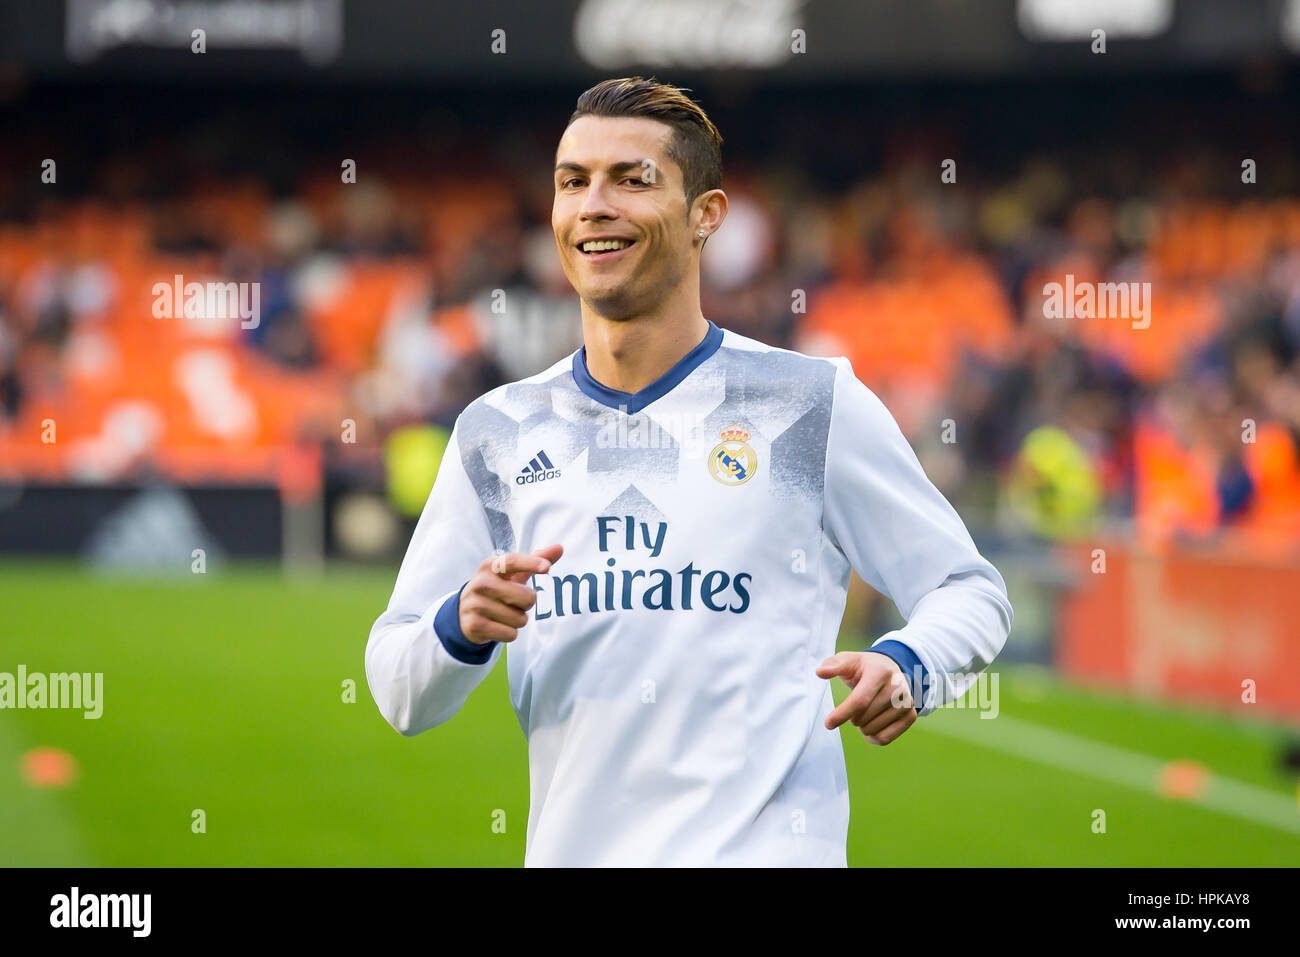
[366, 321, 1012, 866]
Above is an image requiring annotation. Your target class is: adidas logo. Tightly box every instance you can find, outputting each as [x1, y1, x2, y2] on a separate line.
[516, 450, 562, 486]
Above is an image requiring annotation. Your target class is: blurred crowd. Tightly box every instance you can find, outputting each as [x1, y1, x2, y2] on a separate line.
[3, 89, 1300, 558]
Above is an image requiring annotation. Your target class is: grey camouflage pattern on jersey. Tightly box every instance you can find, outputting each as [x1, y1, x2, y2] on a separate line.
[454, 343, 838, 551]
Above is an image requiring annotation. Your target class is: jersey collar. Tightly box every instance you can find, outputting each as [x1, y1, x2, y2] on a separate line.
[572, 320, 723, 414]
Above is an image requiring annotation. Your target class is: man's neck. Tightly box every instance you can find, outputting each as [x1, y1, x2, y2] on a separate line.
[581, 311, 711, 395]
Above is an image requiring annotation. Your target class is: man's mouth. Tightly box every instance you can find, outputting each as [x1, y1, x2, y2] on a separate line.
[577, 238, 636, 261]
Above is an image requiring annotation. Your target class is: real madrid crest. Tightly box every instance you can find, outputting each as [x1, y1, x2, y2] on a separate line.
[709, 425, 757, 485]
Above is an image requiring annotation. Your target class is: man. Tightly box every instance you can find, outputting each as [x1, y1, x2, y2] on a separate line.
[366, 76, 1013, 866]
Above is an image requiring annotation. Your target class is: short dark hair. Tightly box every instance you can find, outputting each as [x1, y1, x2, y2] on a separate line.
[567, 76, 723, 210]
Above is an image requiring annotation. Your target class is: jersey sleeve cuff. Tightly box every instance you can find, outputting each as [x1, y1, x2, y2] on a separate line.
[434, 583, 497, 665]
[866, 638, 929, 715]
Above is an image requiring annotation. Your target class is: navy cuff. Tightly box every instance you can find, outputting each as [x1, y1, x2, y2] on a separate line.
[434, 583, 497, 665]
[866, 639, 928, 714]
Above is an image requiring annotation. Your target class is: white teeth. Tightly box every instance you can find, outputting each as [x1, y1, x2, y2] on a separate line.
[581, 239, 632, 252]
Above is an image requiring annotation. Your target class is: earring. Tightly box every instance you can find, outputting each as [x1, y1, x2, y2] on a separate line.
[697, 230, 706, 238]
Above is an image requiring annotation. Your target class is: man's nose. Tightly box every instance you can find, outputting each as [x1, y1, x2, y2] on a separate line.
[578, 177, 619, 220]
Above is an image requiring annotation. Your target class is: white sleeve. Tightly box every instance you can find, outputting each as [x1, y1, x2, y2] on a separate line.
[365, 420, 503, 736]
[823, 358, 1013, 716]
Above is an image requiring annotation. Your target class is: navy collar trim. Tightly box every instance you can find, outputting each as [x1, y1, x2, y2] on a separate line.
[572, 321, 724, 414]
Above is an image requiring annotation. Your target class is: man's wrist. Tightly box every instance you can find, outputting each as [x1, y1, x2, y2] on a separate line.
[434, 583, 497, 664]
[865, 639, 928, 714]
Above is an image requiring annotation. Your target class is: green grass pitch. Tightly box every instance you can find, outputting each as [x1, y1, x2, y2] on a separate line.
[1, 560, 1297, 866]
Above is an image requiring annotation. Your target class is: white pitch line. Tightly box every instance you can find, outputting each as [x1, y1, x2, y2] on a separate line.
[920, 710, 1300, 837]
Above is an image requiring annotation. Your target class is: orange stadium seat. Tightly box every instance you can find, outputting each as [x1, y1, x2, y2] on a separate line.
[431, 303, 481, 358]
[303, 259, 428, 373]
[802, 254, 1014, 399]
[1232, 422, 1300, 557]
[1133, 418, 1219, 550]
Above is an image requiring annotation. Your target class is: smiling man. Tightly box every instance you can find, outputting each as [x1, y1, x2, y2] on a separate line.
[365, 76, 1013, 866]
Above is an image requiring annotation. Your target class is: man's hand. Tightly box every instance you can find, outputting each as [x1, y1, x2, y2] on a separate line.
[459, 544, 564, 645]
[816, 651, 917, 745]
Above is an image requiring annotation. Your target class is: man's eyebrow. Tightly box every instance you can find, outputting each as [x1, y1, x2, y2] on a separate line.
[554, 160, 650, 177]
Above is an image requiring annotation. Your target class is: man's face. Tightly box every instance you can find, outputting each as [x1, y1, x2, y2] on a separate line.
[552, 115, 696, 319]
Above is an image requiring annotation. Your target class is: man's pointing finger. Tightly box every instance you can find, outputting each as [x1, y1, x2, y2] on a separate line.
[825, 677, 882, 731]
[487, 551, 555, 579]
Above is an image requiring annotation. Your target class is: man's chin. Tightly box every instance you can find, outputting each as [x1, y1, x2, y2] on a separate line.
[580, 290, 641, 321]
